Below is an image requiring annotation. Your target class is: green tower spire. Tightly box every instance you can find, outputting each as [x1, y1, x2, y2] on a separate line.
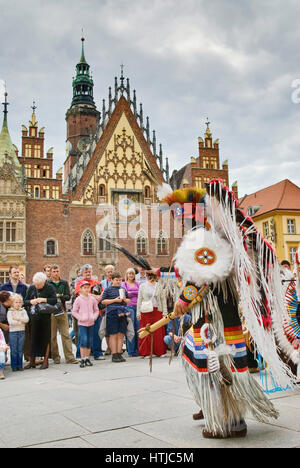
[80, 36, 87, 63]
[71, 36, 95, 107]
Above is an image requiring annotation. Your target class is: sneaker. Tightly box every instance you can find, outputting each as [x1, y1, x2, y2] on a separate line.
[80, 359, 85, 368]
[94, 356, 105, 361]
[85, 359, 93, 367]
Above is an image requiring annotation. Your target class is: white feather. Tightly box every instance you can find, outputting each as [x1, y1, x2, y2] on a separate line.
[157, 183, 173, 200]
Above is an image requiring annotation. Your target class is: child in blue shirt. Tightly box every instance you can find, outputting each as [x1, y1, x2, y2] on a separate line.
[102, 272, 131, 363]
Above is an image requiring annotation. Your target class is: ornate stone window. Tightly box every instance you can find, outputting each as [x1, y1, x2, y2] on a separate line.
[82, 229, 94, 256]
[136, 230, 148, 256]
[6, 222, 16, 243]
[157, 231, 169, 256]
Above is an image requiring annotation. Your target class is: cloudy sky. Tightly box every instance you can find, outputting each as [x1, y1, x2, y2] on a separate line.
[1, 0, 300, 196]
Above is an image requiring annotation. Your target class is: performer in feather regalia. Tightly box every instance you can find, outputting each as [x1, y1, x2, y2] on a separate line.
[103, 179, 299, 439]
[147, 179, 299, 439]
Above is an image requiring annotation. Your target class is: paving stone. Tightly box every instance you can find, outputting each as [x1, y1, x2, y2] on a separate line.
[0, 414, 90, 448]
[132, 415, 300, 448]
[82, 427, 176, 448]
[28, 437, 95, 449]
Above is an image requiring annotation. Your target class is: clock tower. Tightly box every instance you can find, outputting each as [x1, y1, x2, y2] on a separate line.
[64, 36, 100, 181]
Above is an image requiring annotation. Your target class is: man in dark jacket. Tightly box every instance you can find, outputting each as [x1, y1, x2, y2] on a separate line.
[0, 266, 28, 299]
[49, 265, 78, 364]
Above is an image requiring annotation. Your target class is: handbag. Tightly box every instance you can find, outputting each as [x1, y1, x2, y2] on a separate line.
[35, 302, 64, 317]
[140, 284, 156, 313]
[29, 287, 63, 318]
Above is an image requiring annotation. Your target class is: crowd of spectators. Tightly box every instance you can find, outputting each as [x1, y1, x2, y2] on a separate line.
[0, 263, 190, 379]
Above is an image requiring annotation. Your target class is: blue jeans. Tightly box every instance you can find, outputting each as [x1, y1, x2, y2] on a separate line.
[9, 331, 25, 369]
[92, 316, 103, 358]
[126, 306, 140, 357]
[76, 317, 103, 358]
[78, 325, 94, 349]
[0, 351, 5, 371]
[164, 335, 181, 352]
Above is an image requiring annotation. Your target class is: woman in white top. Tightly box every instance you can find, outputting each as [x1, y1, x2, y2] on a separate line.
[137, 273, 167, 357]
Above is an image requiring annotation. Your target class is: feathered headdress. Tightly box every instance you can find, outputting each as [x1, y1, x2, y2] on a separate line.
[157, 184, 208, 229]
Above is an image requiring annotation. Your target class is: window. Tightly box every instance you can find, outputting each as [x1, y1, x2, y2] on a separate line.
[145, 186, 151, 199]
[34, 145, 41, 157]
[34, 186, 40, 198]
[42, 166, 50, 178]
[263, 221, 269, 238]
[42, 186, 50, 199]
[211, 157, 217, 169]
[136, 231, 148, 255]
[6, 222, 16, 243]
[99, 185, 105, 197]
[290, 247, 298, 264]
[157, 231, 169, 255]
[287, 219, 296, 234]
[46, 239, 56, 256]
[25, 164, 31, 177]
[202, 156, 210, 169]
[52, 186, 60, 199]
[25, 144, 32, 157]
[99, 234, 111, 252]
[0, 271, 9, 284]
[34, 165, 40, 178]
[195, 177, 202, 189]
[82, 230, 94, 255]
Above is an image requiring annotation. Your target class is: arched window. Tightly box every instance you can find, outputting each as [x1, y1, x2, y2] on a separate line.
[99, 185, 105, 196]
[136, 230, 148, 256]
[82, 230, 94, 256]
[145, 186, 151, 198]
[45, 239, 57, 257]
[157, 231, 169, 255]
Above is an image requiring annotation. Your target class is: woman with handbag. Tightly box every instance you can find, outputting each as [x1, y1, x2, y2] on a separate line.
[137, 273, 167, 358]
[24, 272, 57, 370]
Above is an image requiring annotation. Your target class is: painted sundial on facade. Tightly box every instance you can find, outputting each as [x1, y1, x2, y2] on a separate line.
[112, 191, 141, 223]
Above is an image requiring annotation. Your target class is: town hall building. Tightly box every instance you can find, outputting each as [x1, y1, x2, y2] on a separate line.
[0, 38, 235, 283]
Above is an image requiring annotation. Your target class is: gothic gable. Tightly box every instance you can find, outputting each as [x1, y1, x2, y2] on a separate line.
[71, 97, 165, 205]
